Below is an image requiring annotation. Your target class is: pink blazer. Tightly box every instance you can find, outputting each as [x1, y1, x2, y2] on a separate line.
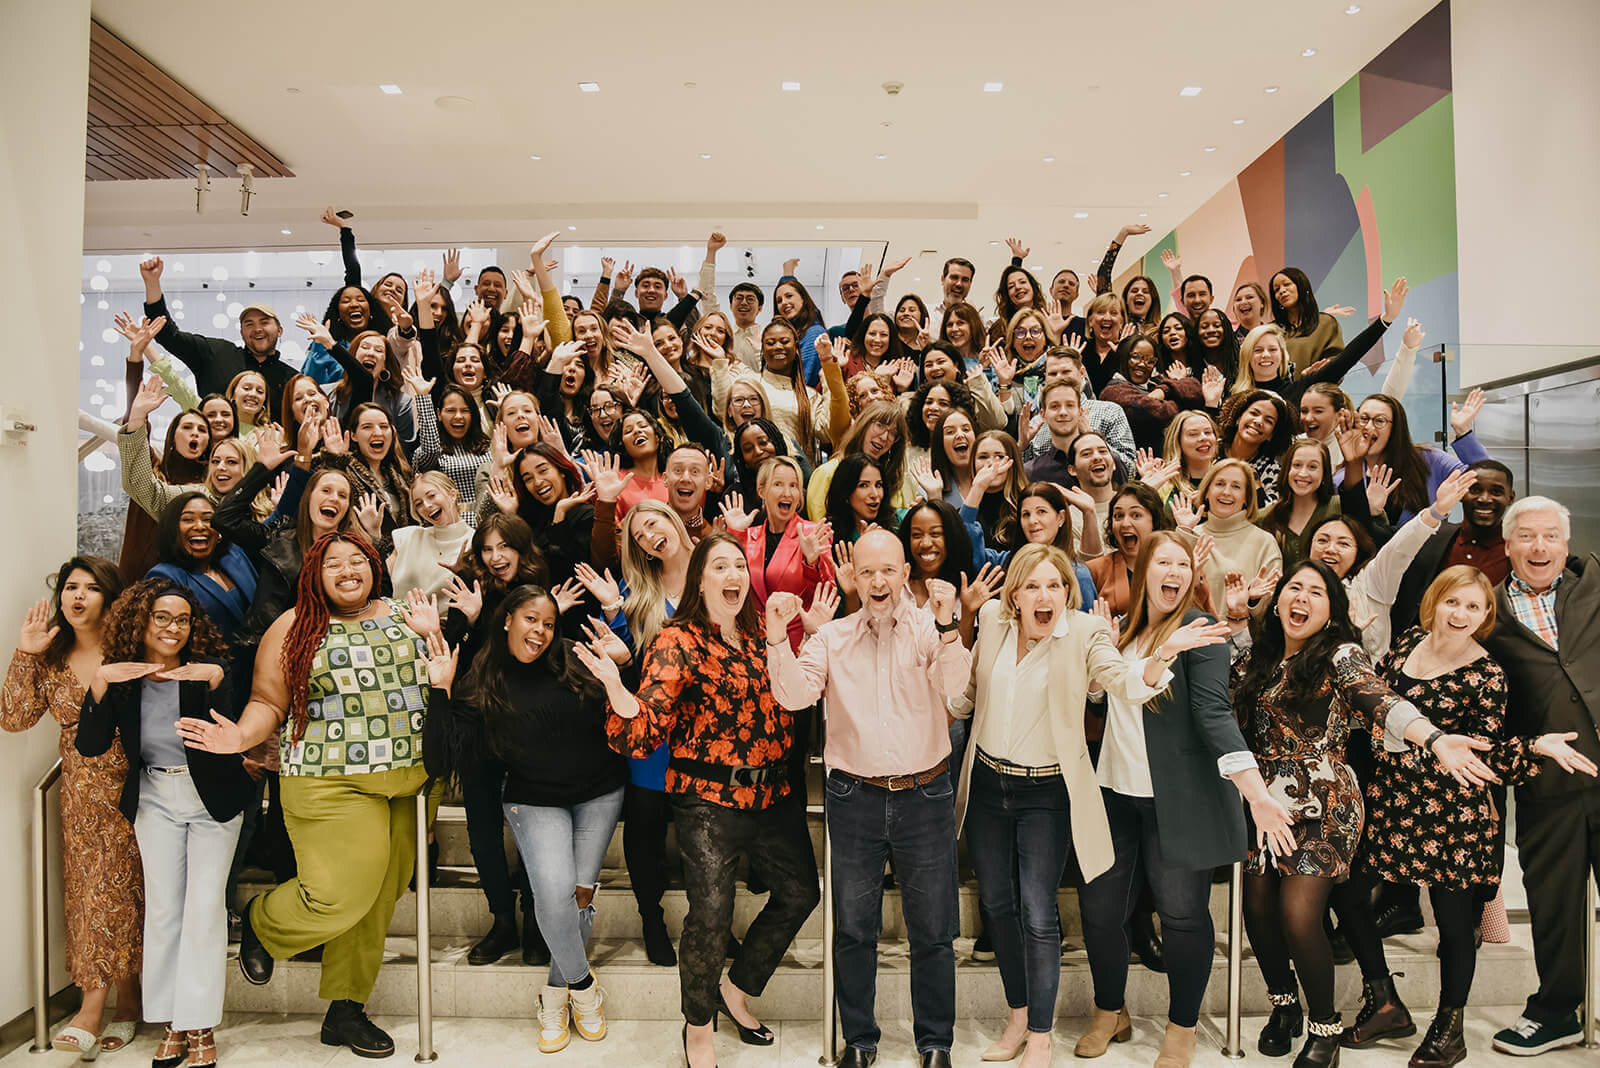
[741, 519, 835, 650]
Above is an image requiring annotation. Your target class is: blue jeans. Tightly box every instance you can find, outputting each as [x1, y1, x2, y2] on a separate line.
[826, 768, 958, 1054]
[1078, 789, 1216, 1027]
[965, 759, 1072, 1034]
[503, 786, 625, 986]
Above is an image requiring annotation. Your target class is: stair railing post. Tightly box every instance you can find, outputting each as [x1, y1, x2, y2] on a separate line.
[414, 791, 437, 1062]
[1223, 861, 1245, 1059]
[818, 802, 837, 1067]
[1584, 870, 1598, 1049]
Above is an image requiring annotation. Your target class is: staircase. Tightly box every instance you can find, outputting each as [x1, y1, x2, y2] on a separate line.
[224, 784, 1545, 1023]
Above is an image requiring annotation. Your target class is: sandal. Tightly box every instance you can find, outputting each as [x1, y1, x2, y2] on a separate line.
[186, 1028, 218, 1068]
[51, 1024, 101, 1060]
[153, 1027, 186, 1068]
[99, 1020, 137, 1053]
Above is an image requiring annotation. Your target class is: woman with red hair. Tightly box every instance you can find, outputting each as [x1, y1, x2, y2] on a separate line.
[177, 531, 442, 1059]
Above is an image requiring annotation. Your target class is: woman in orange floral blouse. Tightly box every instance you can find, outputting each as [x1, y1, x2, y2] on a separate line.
[582, 533, 821, 1068]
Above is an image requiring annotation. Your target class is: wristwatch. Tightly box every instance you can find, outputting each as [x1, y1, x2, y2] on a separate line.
[935, 617, 959, 634]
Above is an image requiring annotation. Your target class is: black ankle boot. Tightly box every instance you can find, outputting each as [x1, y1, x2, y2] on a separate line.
[1408, 1007, 1466, 1067]
[521, 909, 550, 966]
[1340, 974, 1415, 1048]
[1295, 1016, 1342, 1068]
[321, 999, 395, 1058]
[642, 911, 677, 966]
[467, 913, 519, 966]
[1130, 907, 1165, 973]
[1259, 988, 1305, 1056]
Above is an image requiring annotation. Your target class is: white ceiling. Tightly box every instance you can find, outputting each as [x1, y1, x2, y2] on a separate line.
[85, 0, 1438, 292]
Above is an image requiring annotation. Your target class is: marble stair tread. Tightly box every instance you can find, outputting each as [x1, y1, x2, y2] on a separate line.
[222, 926, 1541, 1020]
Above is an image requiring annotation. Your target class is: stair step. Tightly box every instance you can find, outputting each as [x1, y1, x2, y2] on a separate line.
[223, 927, 1541, 1020]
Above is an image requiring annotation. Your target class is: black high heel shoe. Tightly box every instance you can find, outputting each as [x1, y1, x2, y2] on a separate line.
[716, 990, 775, 1046]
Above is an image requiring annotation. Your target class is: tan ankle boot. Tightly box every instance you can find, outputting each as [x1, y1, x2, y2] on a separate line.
[1075, 1007, 1133, 1057]
[1154, 1021, 1196, 1067]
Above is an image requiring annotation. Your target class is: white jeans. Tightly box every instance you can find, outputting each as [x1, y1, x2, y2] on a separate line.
[135, 768, 242, 1030]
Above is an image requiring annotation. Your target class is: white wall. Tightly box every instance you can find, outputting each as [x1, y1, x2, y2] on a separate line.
[1454, 0, 1600, 385]
[0, 0, 92, 1021]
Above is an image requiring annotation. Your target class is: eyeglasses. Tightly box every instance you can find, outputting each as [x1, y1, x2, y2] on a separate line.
[589, 401, 622, 415]
[729, 396, 762, 409]
[151, 612, 192, 631]
[1015, 327, 1046, 339]
[1354, 414, 1392, 428]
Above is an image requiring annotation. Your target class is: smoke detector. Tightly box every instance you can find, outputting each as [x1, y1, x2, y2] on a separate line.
[882, 81, 904, 96]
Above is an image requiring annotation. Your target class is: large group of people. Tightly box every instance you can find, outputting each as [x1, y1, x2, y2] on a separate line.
[8, 210, 1599, 1068]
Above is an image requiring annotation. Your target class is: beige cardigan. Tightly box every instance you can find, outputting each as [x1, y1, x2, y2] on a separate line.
[950, 599, 1171, 882]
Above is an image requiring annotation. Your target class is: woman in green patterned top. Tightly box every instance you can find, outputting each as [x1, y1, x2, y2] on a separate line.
[178, 531, 440, 1059]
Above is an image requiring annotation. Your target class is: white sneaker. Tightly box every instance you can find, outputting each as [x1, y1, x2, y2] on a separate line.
[537, 985, 570, 1053]
[569, 978, 607, 1041]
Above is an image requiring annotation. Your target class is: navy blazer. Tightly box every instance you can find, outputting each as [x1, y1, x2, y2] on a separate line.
[76, 667, 252, 824]
[1135, 609, 1250, 870]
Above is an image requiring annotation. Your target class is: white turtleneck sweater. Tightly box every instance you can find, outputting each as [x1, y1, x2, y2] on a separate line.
[1196, 510, 1282, 618]
[389, 519, 473, 599]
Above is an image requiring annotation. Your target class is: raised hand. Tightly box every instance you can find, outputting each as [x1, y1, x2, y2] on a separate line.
[910, 455, 943, 500]
[1224, 572, 1249, 621]
[797, 521, 830, 564]
[1135, 447, 1164, 484]
[1005, 237, 1031, 260]
[600, 256, 615, 279]
[464, 299, 491, 332]
[1165, 361, 1192, 382]
[421, 630, 459, 692]
[1193, 532, 1214, 574]
[1201, 364, 1226, 407]
[1365, 463, 1400, 514]
[971, 454, 1013, 495]
[128, 376, 170, 428]
[529, 231, 559, 264]
[1065, 330, 1086, 353]
[855, 262, 877, 297]
[990, 349, 1019, 389]
[401, 362, 435, 397]
[890, 358, 917, 393]
[691, 327, 725, 362]
[925, 577, 957, 624]
[139, 255, 164, 287]
[442, 576, 484, 625]
[320, 416, 350, 455]
[542, 578, 582, 616]
[766, 591, 804, 633]
[295, 314, 336, 350]
[1335, 418, 1367, 467]
[553, 481, 597, 523]
[1062, 484, 1098, 518]
[252, 425, 292, 470]
[1383, 276, 1409, 323]
[959, 563, 1005, 615]
[573, 562, 622, 610]
[1245, 563, 1281, 603]
[1017, 397, 1038, 448]
[547, 339, 584, 377]
[380, 294, 414, 333]
[442, 248, 462, 286]
[831, 541, 856, 597]
[706, 231, 727, 256]
[572, 639, 623, 688]
[708, 456, 726, 496]
[269, 470, 290, 509]
[16, 599, 59, 654]
[400, 587, 443, 638]
[321, 206, 345, 229]
[813, 333, 836, 367]
[1450, 387, 1485, 439]
[881, 254, 913, 279]
[412, 268, 439, 306]
[536, 415, 567, 453]
[1402, 317, 1425, 350]
[1430, 466, 1478, 519]
[613, 261, 634, 293]
[1532, 732, 1600, 777]
[355, 491, 385, 538]
[578, 616, 632, 664]
[295, 416, 322, 459]
[1170, 491, 1200, 531]
[782, 257, 800, 277]
[486, 470, 518, 514]
[1089, 597, 1122, 644]
[1156, 617, 1234, 658]
[611, 320, 655, 358]
[1323, 305, 1356, 318]
[582, 449, 634, 503]
[801, 583, 840, 632]
[667, 267, 689, 300]
[114, 312, 167, 361]
[1117, 223, 1153, 240]
[718, 491, 756, 534]
[510, 268, 539, 302]
[1160, 248, 1181, 277]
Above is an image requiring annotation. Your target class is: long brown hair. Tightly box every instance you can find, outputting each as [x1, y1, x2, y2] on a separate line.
[294, 467, 356, 554]
[279, 532, 383, 741]
[669, 533, 762, 637]
[1118, 531, 1203, 662]
[762, 319, 814, 459]
[156, 409, 211, 484]
[42, 556, 123, 670]
[101, 577, 227, 666]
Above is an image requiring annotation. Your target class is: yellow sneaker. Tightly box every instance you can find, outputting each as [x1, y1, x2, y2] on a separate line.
[569, 978, 607, 1041]
[537, 985, 570, 1053]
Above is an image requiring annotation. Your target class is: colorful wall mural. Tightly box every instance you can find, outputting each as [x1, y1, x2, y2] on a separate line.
[1121, 0, 1458, 438]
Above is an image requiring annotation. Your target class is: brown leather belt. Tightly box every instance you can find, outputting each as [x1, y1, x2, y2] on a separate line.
[844, 758, 949, 792]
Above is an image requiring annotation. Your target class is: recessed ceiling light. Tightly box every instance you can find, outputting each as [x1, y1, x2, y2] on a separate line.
[529, 154, 542, 161]
[1265, 86, 1280, 94]
[280, 229, 292, 235]
[1203, 145, 1217, 152]
[781, 81, 801, 91]
[1232, 118, 1246, 125]
[1179, 170, 1192, 177]
[913, 277, 921, 282]
[378, 84, 402, 95]
[1157, 192, 1170, 198]
[1138, 212, 1149, 218]
[874, 153, 887, 159]
[1072, 212, 1090, 219]
[1301, 48, 1317, 57]
[699, 153, 712, 159]
[989, 241, 1000, 246]
[578, 82, 600, 93]
[815, 224, 825, 230]
[1179, 86, 1203, 97]
[1346, 3, 1361, 12]
[983, 82, 1004, 93]
[567, 225, 577, 231]
[1042, 156, 1056, 163]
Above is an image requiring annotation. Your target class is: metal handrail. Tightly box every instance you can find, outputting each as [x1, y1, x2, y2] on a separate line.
[1223, 862, 1245, 1058]
[29, 758, 63, 1054]
[1584, 873, 1597, 1049]
[817, 810, 836, 1066]
[414, 791, 436, 1063]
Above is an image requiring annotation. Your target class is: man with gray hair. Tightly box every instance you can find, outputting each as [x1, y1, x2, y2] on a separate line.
[1486, 496, 1600, 1056]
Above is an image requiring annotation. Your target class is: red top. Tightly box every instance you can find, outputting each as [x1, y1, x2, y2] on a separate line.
[740, 518, 835, 651]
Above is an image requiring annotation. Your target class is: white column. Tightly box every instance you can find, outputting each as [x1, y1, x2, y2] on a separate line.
[0, 0, 92, 1018]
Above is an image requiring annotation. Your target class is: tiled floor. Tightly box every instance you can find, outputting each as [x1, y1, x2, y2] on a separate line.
[5, 1009, 1595, 1066]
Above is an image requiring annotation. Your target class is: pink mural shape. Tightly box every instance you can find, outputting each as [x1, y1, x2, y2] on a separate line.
[1353, 185, 1388, 373]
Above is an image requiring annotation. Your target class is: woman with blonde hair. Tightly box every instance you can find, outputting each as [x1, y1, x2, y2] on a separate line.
[952, 543, 1229, 1066]
[1187, 459, 1282, 617]
[1159, 410, 1220, 506]
[388, 471, 472, 599]
[1077, 532, 1292, 1067]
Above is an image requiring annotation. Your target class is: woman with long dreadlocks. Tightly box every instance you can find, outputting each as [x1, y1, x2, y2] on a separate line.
[176, 531, 442, 1059]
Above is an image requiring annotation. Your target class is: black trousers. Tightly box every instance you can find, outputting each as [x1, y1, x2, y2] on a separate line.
[460, 758, 531, 919]
[672, 791, 820, 1026]
[624, 782, 673, 921]
[1515, 788, 1600, 1022]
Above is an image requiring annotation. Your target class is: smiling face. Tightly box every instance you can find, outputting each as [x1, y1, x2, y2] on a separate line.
[861, 319, 891, 360]
[941, 412, 976, 469]
[338, 287, 370, 330]
[1463, 468, 1513, 534]
[906, 507, 946, 577]
[352, 334, 387, 374]
[143, 594, 192, 664]
[452, 346, 485, 390]
[620, 413, 658, 461]
[573, 313, 604, 360]
[760, 463, 802, 525]
[1005, 271, 1035, 307]
[1125, 279, 1153, 316]
[307, 471, 351, 534]
[727, 382, 764, 427]
[1124, 339, 1158, 385]
[1427, 578, 1491, 642]
[290, 378, 326, 426]
[505, 595, 558, 663]
[1250, 333, 1285, 382]
[1182, 280, 1211, 319]
[1309, 518, 1359, 577]
[1298, 391, 1338, 439]
[1091, 303, 1122, 340]
[1506, 507, 1569, 591]
[1044, 385, 1081, 438]
[775, 283, 803, 321]
[1011, 315, 1048, 361]
[1110, 495, 1156, 559]
[762, 324, 798, 375]
[838, 272, 860, 305]
[1233, 284, 1263, 326]
[652, 323, 684, 364]
[1159, 318, 1187, 353]
[353, 409, 392, 463]
[1052, 270, 1079, 307]
[478, 528, 521, 583]
[943, 314, 970, 351]
[1178, 413, 1217, 468]
[737, 423, 776, 467]
[665, 448, 710, 515]
[177, 497, 219, 562]
[1270, 273, 1298, 310]
[499, 395, 539, 449]
[1143, 538, 1194, 619]
[207, 443, 245, 494]
[854, 532, 910, 617]
[942, 262, 973, 302]
[518, 454, 567, 506]
[374, 275, 407, 308]
[476, 271, 507, 311]
[439, 393, 475, 441]
[635, 274, 667, 312]
[1013, 559, 1068, 641]
[631, 508, 683, 562]
[920, 385, 954, 433]
[700, 542, 750, 620]
[201, 398, 235, 438]
[410, 480, 459, 527]
[894, 297, 923, 332]
[1197, 309, 1227, 348]
[238, 309, 281, 357]
[232, 373, 267, 416]
[1277, 566, 1331, 645]
[1356, 398, 1395, 457]
[974, 436, 1009, 491]
[59, 568, 107, 631]
[861, 417, 897, 459]
[320, 539, 374, 612]
[922, 349, 959, 383]
[173, 413, 209, 460]
[1070, 435, 1114, 489]
[1020, 495, 1067, 546]
[1238, 400, 1279, 447]
[1285, 443, 1324, 500]
[849, 464, 885, 524]
[1205, 466, 1249, 519]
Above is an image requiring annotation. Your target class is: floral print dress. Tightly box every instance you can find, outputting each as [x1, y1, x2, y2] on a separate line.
[1234, 641, 1412, 878]
[1359, 627, 1542, 890]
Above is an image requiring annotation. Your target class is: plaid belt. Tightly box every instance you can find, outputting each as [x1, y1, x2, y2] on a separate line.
[976, 748, 1061, 780]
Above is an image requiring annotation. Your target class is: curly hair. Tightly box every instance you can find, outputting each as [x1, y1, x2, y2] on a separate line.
[42, 556, 123, 670]
[1231, 560, 1357, 728]
[101, 577, 228, 665]
[280, 532, 383, 741]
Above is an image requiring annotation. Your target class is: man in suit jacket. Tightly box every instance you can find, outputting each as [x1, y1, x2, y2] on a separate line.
[1485, 495, 1600, 1057]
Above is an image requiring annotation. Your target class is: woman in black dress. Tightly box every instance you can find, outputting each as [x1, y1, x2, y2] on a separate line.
[1329, 566, 1595, 1066]
[1225, 560, 1496, 1066]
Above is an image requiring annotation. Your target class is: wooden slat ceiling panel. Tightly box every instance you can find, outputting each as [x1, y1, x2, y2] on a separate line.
[86, 20, 293, 180]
